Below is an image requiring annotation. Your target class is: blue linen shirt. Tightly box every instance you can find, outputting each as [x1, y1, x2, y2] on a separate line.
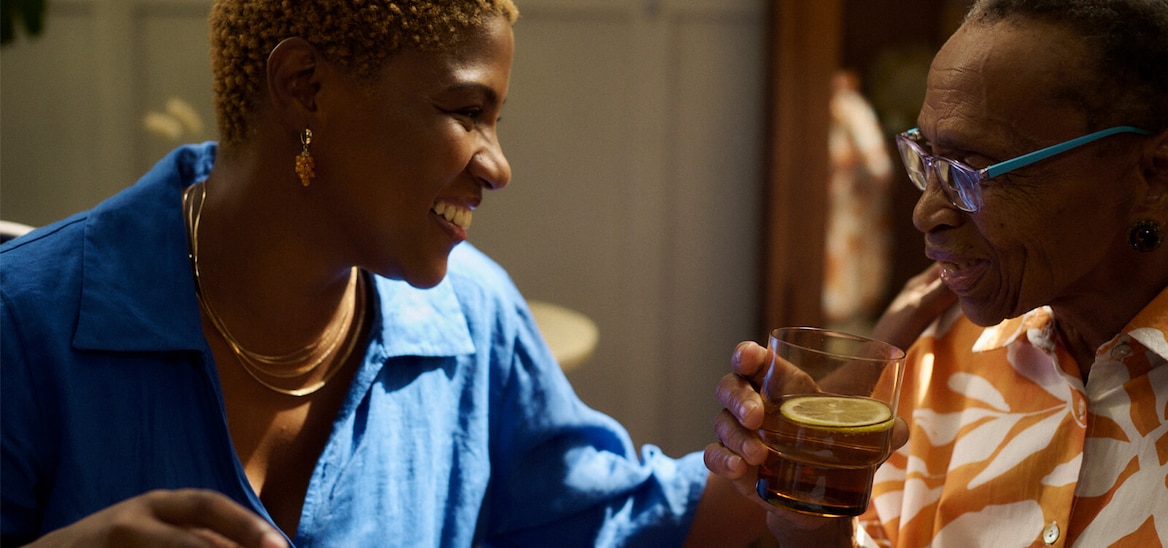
[0, 143, 708, 547]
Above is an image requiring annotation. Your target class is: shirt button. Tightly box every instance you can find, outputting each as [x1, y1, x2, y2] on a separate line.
[1043, 522, 1060, 544]
[1111, 343, 1132, 359]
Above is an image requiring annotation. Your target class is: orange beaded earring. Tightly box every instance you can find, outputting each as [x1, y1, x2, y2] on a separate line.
[295, 128, 315, 187]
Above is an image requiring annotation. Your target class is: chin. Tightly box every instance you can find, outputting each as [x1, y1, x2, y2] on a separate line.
[402, 264, 450, 289]
[375, 250, 452, 289]
[958, 297, 1011, 327]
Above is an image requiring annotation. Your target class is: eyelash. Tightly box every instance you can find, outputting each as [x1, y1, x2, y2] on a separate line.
[450, 107, 503, 130]
[919, 139, 984, 169]
[457, 107, 484, 120]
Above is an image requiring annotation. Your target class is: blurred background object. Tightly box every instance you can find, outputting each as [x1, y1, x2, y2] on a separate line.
[528, 300, 599, 373]
[0, 219, 34, 243]
[822, 69, 893, 335]
[142, 97, 206, 142]
[1, 0, 46, 45]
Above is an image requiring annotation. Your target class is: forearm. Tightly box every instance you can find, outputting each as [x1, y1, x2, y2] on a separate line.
[684, 474, 777, 548]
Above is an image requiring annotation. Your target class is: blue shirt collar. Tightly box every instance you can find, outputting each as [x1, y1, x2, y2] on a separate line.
[73, 144, 213, 352]
[368, 274, 475, 359]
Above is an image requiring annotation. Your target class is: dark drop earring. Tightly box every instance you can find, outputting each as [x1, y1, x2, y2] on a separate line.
[1129, 219, 1164, 253]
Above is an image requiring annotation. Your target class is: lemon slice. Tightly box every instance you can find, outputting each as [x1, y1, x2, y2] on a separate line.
[779, 395, 892, 431]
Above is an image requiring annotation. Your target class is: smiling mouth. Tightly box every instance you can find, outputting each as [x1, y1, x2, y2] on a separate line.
[431, 201, 473, 229]
[935, 259, 989, 296]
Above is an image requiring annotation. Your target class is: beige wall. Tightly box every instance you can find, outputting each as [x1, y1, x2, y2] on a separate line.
[0, 0, 767, 456]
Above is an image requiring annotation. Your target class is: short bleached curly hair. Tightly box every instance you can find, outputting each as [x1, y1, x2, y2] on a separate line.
[209, 0, 519, 147]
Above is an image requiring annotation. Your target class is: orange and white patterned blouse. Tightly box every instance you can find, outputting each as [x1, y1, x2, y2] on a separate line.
[859, 287, 1168, 547]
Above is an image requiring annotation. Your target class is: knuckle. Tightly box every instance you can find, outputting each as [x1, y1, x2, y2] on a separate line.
[702, 443, 743, 479]
[702, 444, 721, 470]
[714, 409, 756, 457]
[714, 375, 737, 403]
[712, 409, 736, 441]
[105, 509, 142, 544]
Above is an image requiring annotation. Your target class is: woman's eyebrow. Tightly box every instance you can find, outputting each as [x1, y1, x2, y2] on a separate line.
[443, 82, 501, 106]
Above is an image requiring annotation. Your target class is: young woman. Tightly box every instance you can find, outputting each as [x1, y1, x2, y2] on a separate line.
[1, 1, 769, 546]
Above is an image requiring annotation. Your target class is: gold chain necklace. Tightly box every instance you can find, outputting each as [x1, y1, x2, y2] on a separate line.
[183, 182, 365, 397]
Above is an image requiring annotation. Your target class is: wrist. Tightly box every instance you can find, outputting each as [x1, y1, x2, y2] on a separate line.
[767, 512, 857, 548]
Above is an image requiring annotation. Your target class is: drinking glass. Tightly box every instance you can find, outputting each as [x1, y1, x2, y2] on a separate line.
[755, 327, 905, 516]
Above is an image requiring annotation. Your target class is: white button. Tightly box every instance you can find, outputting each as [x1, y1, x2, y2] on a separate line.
[1043, 521, 1060, 544]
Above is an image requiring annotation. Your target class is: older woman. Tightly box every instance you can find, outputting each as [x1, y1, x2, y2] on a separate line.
[707, 0, 1168, 546]
[0, 1, 770, 546]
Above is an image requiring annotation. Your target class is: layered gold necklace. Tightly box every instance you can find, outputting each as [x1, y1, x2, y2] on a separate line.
[183, 182, 365, 397]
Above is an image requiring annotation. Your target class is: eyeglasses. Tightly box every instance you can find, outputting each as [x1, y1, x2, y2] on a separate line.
[895, 125, 1151, 212]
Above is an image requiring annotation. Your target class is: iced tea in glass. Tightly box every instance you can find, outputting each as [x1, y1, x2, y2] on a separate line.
[755, 328, 904, 517]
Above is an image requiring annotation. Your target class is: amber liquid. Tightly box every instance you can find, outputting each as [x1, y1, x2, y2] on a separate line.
[756, 396, 894, 516]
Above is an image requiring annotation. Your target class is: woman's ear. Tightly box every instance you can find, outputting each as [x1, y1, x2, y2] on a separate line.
[1145, 130, 1168, 205]
[266, 37, 322, 122]
[1131, 130, 1168, 230]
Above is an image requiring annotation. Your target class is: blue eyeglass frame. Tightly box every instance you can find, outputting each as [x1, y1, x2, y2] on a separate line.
[896, 125, 1152, 212]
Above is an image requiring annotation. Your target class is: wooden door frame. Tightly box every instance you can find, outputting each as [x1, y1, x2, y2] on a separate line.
[760, 0, 842, 333]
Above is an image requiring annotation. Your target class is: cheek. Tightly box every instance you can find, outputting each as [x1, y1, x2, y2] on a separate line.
[972, 203, 1057, 289]
[976, 217, 1033, 277]
[397, 121, 472, 175]
[978, 203, 1113, 295]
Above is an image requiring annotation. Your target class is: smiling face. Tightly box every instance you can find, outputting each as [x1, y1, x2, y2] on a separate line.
[912, 20, 1148, 326]
[311, 14, 514, 288]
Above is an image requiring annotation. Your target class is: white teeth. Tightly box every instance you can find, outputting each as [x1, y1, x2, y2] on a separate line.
[432, 201, 472, 229]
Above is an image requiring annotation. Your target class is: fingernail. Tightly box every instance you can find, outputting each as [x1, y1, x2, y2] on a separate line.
[725, 453, 743, 473]
[753, 440, 772, 463]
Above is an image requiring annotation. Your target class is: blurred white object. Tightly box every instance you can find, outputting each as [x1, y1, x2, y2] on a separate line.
[527, 300, 599, 372]
[823, 70, 894, 326]
[0, 220, 35, 243]
[143, 97, 205, 141]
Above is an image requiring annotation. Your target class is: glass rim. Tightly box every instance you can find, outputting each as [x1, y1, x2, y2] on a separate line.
[769, 326, 906, 362]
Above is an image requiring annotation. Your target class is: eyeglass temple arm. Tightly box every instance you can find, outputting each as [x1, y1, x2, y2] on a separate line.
[983, 125, 1152, 178]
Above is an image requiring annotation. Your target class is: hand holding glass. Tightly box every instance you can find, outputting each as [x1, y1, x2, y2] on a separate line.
[755, 327, 905, 516]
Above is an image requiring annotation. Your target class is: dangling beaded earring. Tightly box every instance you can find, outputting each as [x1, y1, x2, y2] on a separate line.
[1129, 219, 1164, 253]
[295, 128, 315, 187]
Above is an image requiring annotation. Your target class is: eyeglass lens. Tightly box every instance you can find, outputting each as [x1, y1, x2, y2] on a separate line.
[896, 135, 981, 212]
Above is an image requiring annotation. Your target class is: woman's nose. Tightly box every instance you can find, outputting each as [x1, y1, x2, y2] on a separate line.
[471, 134, 511, 190]
[912, 170, 960, 233]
